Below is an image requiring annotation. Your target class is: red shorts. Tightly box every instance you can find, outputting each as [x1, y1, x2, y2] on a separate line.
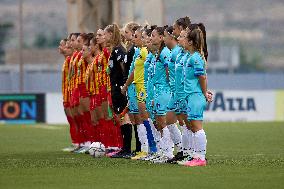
[71, 88, 80, 107]
[79, 83, 89, 98]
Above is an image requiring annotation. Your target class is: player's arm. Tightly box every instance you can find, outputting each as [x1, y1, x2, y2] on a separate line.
[198, 75, 207, 98]
[121, 71, 134, 95]
[194, 55, 209, 102]
[163, 52, 170, 81]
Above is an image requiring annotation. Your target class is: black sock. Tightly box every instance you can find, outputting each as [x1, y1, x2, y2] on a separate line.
[120, 124, 132, 153]
[133, 124, 141, 152]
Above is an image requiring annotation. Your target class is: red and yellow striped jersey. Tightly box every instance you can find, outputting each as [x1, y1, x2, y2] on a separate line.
[69, 51, 82, 91]
[62, 56, 71, 102]
[85, 54, 100, 95]
[76, 57, 88, 86]
[67, 51, 78, 93]
[85, 61, 93, 94]
[95, 48, 111, 92]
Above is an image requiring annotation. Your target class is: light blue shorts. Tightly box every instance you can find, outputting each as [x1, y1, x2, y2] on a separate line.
[166, 92, 177, 112]
[146, 91, 154, 112]
[154, 87, 171, 116]
[127, 84, 139, 114]
[176, 96, 187, 114]
[185, 92, 207, 121]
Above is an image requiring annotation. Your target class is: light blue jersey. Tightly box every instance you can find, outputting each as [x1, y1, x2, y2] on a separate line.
[152, 47, 171, 89]
[128, 47, 140, 76]
[168, 45, 183, 93]
[175, 51, 189, 97]
[174, 50, 188, 114]
[127, 47, 141, 114]
[184, 52, 207, 120]
[153, 47, 171, 116]
[145, 53, 155, 116]
[144, 52, 154, 87]
[184, 52, 206, 95]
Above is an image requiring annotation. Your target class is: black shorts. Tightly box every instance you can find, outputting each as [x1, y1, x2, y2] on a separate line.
[111, 85, 128, 114]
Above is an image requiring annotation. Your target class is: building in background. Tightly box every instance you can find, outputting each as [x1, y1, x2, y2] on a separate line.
[66, 0, 164, 33]
[0, 0, 284, 94]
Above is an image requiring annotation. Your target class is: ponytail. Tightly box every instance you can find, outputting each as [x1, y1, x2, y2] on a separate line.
[188, 23, 208, 61]
[105, 23, 122, 47]
[197, 23, 208, 61]
[154, 26, 167, 59]
[187, 28, 206, 63]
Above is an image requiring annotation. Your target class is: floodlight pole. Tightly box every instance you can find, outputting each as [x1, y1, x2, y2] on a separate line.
[19, 0, 24, 93]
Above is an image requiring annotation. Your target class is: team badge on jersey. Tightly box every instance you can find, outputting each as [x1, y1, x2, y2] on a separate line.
[156, 103, 161, 109]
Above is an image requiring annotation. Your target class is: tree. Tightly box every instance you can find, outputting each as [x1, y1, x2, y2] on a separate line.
[34, 33, 48, 48]
[0, 22, 14, 64]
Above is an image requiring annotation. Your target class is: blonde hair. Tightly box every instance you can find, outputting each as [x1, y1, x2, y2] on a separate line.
[124, 22, 139, 33]
[105, 23, 122, 47]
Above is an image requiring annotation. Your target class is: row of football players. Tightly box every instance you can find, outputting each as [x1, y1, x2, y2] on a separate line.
[58, 16, 213, 166]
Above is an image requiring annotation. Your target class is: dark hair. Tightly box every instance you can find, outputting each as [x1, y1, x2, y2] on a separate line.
[79, 33, 94, 46]
[67, 34, 72, 40]
[154, 26, 167, 58]
[87, 32, 94, 39]
[165, 26, 174, 35]
[79, 33, 88, 41]
[132, 25, 142, 33]
[89, 37, 98, 56]
[105, 23, 122, 47]
[188, 23, 208, 61]
[90, 37, 97, 46]
[187, 28, 206, 62]
[84, 39, 91, 46]
[143, 25, 157, 36]
[72, 33, 80, 38]
[197, 23, 208, 61]
[175, 16, 191, 29]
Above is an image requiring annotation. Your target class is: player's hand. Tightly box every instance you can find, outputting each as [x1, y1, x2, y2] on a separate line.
[121, 85, 127, 96]
[205, 90, 213, 103]
[151, 100, 154, 107]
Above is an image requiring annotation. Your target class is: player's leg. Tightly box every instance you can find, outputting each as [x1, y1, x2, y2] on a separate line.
[166, 93, 183, 163]
[137, 84, 156, 154]
[183, 93, 207, 167]
[151, 89, 173, 163]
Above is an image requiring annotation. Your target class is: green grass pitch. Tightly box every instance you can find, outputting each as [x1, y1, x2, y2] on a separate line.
[0, 122, 283, 189]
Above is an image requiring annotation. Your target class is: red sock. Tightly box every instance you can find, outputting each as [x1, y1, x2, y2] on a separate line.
[105, 119, 118, 148]
[74, 115, 85, 145]
[115, 122, 123, 148]
[98, 119, 109, 147]
[92, 122, 98, 143]
[66, 116, 77, 144]
[79, 114, 89, 143]
[83, 111, 95, 142]
[111, 121, 123, 148]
